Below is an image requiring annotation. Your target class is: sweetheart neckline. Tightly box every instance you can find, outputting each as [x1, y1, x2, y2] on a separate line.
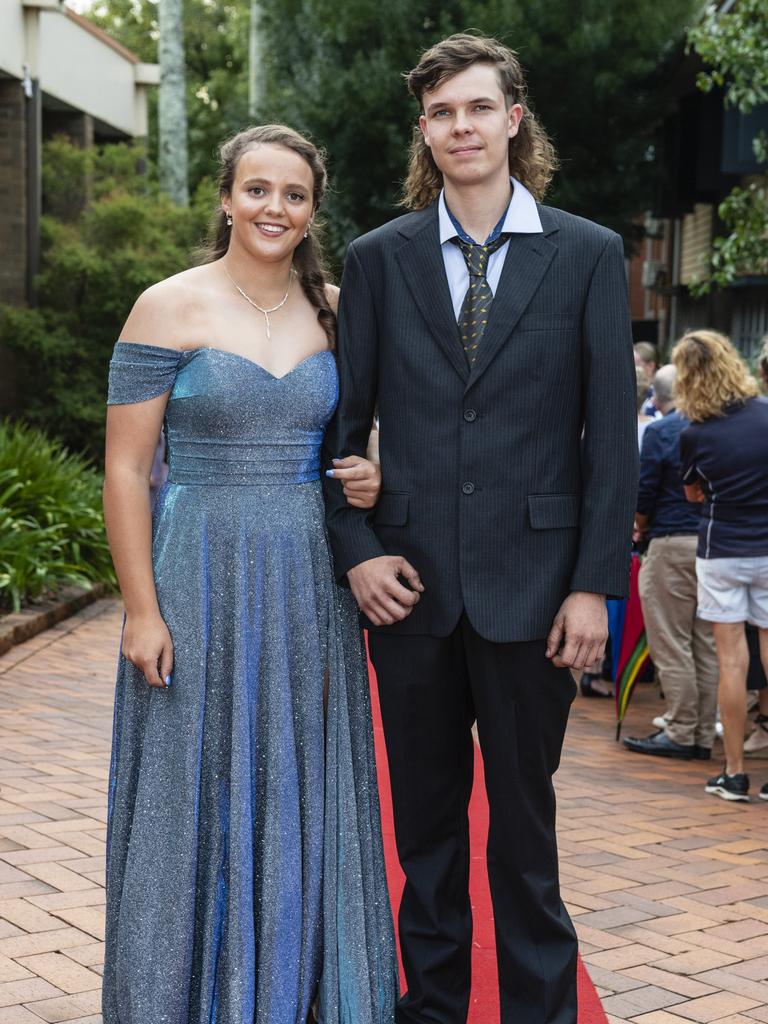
[114, 341, 333, 382]
[183, 346, 333, 381]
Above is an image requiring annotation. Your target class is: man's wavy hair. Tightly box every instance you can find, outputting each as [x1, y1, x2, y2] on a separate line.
[401, 33, 558, 210]
[672, 330, 759, 422]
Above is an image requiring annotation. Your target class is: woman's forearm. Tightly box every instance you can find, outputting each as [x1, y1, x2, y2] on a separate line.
[103, 467, 161, 619]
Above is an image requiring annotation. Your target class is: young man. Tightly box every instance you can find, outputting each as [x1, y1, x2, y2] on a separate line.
[323, 34, 637, 1024]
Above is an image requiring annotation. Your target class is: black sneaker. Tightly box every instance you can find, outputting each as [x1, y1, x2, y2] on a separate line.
[705, 770, 750, 802]
[693, 746, 712, 761]
[760, 783, 768, 801]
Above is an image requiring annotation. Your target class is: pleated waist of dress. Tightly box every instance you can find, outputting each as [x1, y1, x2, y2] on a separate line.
[166, 436, 322, 485]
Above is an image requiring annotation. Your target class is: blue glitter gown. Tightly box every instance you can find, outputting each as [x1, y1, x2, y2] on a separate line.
[103, 343, 397, 1024]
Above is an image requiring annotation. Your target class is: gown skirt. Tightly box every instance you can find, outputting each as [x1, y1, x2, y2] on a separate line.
[102, 343, 397, 1024]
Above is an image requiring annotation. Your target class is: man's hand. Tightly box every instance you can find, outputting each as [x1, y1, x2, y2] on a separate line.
[347, 555, 424, 626]
[546, 592, 607, 671]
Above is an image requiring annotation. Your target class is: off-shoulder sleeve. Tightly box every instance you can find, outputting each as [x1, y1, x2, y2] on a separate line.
[107, 342, 183, 405]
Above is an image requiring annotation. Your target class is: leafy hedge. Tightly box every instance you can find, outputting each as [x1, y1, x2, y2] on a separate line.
[0, 421, 115, 612]
[0, 138, 211, 462]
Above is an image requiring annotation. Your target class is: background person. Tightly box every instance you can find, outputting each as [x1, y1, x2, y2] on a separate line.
[635, 341, 659, 416]
[581, 366, 655, 699]
[636, 367, 655, 448]
[759, 334, 768, 392]
[744, 624, 768, 756]
[673, 330, 768, 802]
[624, 364, 718, 760]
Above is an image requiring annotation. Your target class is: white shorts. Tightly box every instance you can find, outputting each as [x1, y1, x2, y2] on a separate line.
[696, 556, 768, 628]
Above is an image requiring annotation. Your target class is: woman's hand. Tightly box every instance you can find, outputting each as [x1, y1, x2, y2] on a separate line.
[327, 456, 382, 509]
[122, 612, 174, 689]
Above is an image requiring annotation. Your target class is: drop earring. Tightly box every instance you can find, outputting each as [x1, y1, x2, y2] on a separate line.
[226, 212, 233, 226]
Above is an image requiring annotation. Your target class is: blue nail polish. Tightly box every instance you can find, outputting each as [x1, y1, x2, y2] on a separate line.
[324, 469, 335, 477]
[165, 674, 172, 688]
[332, 458, 342, 464]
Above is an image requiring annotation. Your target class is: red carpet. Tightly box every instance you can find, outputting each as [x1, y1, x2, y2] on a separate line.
[367, 655, 607, 1024]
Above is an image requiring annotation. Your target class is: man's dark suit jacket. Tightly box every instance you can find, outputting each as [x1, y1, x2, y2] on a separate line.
[323, 201, 638, 643]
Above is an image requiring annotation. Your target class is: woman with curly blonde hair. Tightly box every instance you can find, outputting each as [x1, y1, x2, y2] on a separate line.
[672, 330, 768, 802]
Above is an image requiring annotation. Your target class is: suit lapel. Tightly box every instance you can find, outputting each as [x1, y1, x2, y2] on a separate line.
[395, 207, 469, 383]
[467, 212, 560, 389]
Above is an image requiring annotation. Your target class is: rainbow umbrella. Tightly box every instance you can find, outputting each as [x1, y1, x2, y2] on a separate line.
[614, 553, 651, 740]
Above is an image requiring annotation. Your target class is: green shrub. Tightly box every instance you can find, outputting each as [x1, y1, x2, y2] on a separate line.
[0, 421, 115, 612]
[0, 138, 212, 463]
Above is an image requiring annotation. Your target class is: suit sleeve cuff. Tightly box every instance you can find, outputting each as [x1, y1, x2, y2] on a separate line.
[328, 514, 387, 583]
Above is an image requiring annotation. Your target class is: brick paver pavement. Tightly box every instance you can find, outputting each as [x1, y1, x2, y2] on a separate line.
[1, 598, 767, 1023]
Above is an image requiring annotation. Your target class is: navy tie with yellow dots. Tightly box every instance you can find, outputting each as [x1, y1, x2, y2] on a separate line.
[451, 233, 511, 366]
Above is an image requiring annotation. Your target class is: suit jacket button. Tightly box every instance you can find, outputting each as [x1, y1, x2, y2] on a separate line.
[462, 481, 475, 495]
[463, 409, 477, 422]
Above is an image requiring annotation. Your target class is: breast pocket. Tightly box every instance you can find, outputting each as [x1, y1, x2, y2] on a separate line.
[528, 493, 580, 530]
[373, 491, 409, 526]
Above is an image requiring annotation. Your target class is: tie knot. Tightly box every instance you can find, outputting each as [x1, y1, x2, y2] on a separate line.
[452, 233, 511, 277]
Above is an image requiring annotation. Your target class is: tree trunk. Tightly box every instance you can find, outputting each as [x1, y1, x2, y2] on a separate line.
[248, 0, 266, 120]
[158, 0, 189, 206]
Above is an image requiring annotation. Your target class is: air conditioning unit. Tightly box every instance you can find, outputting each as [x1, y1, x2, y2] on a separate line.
[641, 259, 663, 289]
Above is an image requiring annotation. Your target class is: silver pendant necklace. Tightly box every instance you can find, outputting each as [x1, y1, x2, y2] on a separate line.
[223, 264, 295, 340]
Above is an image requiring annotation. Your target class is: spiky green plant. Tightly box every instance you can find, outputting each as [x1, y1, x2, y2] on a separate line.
[0, 421, 115, 612]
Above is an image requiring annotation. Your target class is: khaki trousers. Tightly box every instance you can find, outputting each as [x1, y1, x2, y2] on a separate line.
[638, 535, 719, 747]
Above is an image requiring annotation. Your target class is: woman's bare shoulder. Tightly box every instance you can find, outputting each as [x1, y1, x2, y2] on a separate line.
[119, 265, 217, 348]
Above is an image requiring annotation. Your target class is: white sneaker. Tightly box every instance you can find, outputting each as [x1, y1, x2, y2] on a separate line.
[744, 715, 768, 757]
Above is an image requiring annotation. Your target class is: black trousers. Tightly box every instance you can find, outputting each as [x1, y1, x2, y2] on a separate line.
[368, 614, 578, 1024]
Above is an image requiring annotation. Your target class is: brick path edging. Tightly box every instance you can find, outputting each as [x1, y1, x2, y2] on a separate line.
[0, 583, 108, 656]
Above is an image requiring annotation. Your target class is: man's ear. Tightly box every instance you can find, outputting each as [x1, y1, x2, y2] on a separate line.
[507, 103, 524, 139]
[418, 113, 431, 148]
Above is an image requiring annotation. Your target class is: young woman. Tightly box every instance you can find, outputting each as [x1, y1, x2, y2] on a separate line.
[673, 330, 768, 802]
[102, 124, 397, 1023]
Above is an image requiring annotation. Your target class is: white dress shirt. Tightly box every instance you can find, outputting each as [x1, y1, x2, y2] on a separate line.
[438, 177, 543, 320]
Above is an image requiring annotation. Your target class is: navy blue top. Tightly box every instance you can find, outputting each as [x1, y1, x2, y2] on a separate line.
[637, 410, 700, 538]
[680, 396, 768, 558]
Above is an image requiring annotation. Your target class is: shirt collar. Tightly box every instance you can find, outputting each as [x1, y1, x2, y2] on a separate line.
[438, 176, 543, 245]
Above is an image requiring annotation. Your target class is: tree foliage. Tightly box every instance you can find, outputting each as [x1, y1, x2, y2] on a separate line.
[687, 0, 768, 293]
[83, 0, 697, 263]
[87, 0, 250, 189]
[689, 0, 768, 114]
[457, 0, 698, 241]
[1, 138, 209, 461]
